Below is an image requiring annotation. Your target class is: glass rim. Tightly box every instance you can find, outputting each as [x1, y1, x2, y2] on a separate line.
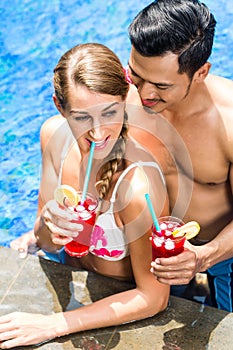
[67, 191, 99, 215]
[158, 215, 184, 225]
[151, 227, 186, 242]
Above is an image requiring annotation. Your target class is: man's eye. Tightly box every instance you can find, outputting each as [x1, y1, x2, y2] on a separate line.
[128, 73, 141, 86]
[154, 84, 170, 90]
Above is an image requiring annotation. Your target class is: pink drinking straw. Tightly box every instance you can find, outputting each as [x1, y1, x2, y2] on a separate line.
[81, 142, 96, 205]
[144, 193, 162, 236]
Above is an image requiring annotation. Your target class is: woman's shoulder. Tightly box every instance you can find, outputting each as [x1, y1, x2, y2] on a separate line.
[118, 159, 165, 204]
[40, 115, 72, 152]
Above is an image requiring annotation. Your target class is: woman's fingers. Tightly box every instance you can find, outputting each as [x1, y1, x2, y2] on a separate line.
[10, 231, 37, 259]
[42, 200, 83, 238]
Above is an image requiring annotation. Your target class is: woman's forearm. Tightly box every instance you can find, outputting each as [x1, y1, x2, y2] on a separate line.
[55, 285, 169, 337]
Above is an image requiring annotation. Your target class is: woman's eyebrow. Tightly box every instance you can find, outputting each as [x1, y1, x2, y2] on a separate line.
[70, 110, 88, 115]
[70, 102, 119, 115]
[103, 102, 119, 111]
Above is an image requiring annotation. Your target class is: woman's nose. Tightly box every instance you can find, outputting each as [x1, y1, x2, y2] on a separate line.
[88, 124, 104, 140]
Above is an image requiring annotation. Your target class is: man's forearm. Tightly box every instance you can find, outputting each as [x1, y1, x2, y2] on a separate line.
[198, 220, 233, 271]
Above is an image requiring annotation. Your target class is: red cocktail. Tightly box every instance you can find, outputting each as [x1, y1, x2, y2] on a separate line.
[64, 192, 98, 257]
[151, 216, 185, 259]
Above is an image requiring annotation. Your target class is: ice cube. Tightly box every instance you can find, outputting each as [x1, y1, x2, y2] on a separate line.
[160, 223, 167, 230]
[79, 210, 91, 219]
[165, 230, 172, 237]
[77, 205, 85, 212]
[88, 204, 96, 211]
[167, 223, 174, 229]
[154, 236, 164, 247]
[165, 239, 175, 250]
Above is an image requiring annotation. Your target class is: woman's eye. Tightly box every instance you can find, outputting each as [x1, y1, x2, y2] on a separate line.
[102, 110, 117, 118]
[73, 115, 91, 122]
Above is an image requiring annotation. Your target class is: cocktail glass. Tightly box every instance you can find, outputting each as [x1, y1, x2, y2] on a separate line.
[151, 216, 185, 259]
[64, 191, 98, 258]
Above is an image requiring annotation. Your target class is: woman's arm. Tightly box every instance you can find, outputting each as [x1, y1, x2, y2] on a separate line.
[9, 116, 65, 255]
[0, 163, 170, 348]
[35, 116, 82, 252]
[60, 162, 170, 331]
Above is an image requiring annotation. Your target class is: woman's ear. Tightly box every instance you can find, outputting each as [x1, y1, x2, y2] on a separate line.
[193, 62, 211, 83]
[53, 94, 65, 117]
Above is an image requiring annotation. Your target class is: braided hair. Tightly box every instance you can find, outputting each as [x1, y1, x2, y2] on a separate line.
[97, 111, 128, 200]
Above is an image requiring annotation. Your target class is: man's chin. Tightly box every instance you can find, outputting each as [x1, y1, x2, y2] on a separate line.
[143, 105, 162, 115]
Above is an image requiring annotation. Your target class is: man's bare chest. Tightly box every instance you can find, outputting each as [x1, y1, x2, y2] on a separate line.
[167, 126, 229, 185]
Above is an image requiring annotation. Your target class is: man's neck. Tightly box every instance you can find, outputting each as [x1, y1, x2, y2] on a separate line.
[162, 81, 211, 121]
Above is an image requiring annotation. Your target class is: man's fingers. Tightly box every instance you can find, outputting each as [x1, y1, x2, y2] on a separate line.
[156, 276, 191, 285]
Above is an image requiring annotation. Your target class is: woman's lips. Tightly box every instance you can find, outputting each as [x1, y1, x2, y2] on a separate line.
[86, 136, 110, 150]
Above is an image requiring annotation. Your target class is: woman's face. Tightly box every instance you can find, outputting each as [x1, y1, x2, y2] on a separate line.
[63, 84, 125, 159]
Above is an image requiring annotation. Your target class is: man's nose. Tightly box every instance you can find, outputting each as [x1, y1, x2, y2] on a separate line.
[137, 81, 158, 100]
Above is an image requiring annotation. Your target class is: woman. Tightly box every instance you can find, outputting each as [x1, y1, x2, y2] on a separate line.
[0, 43, 169, 348]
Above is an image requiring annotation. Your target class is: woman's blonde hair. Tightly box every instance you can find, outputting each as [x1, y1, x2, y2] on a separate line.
[53, 43, 129, 200]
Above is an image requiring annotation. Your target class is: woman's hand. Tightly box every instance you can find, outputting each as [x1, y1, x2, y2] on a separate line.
[41, 199, 84, 246]
[0, 312, 65, 349]
[10, 230, 38, 259]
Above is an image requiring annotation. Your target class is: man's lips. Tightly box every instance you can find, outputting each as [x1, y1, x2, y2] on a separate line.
[141, 99, 159, 107]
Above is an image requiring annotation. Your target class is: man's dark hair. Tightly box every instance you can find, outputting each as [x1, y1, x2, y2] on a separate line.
[128, 0, 217, 78]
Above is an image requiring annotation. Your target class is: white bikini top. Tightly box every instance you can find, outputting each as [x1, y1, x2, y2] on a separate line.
[89, 161, 165, 261]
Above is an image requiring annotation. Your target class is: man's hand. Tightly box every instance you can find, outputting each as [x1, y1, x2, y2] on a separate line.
[150, 242, 202, 285]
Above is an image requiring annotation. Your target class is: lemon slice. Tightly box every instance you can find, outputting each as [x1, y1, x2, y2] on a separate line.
[54, 185, 79, 207]
[172, 221, 200, 240]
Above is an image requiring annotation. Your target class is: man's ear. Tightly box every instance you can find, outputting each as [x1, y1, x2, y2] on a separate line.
[193, 62, 211, 83]
[53, 94, 65, 117]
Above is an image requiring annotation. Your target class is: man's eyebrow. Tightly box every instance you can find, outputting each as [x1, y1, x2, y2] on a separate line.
[128, 64, 140, 78]
[128, 63, 173, 87]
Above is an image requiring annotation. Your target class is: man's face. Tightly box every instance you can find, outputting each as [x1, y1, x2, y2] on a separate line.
[128, 47, 193, 114]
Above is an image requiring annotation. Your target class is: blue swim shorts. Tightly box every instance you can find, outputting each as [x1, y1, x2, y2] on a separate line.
[207, 257, 233, 312]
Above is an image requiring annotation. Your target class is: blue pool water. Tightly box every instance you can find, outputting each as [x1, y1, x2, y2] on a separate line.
[0, 0, 233, 247]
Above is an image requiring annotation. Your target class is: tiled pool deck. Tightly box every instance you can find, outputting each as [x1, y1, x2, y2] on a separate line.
[1, 246, 233, 350]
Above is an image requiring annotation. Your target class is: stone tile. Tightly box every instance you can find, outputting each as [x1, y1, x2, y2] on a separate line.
[0, 246, 233, 350]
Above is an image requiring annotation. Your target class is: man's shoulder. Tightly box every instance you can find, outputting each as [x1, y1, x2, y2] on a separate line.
[206, 74, 233, 104]
[207, 75, 233, 152]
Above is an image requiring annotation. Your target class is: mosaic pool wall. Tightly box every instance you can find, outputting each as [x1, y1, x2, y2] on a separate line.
[1, 0, 233, 246]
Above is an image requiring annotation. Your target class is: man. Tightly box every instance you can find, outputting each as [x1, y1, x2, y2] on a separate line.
[127, 0, 233, 311]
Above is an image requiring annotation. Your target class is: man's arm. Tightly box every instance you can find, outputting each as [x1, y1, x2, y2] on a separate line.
[151, 163, 233, 285]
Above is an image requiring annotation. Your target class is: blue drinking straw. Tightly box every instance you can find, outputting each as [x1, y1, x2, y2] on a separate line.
[144, 193, 161, 234]
[81, 142, 96, 204]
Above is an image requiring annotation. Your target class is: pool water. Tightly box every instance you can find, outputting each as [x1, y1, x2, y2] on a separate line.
[0, 0, 233, 247]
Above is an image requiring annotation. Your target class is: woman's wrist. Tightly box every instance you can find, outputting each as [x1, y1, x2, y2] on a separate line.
[34, 215, 62, 252]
